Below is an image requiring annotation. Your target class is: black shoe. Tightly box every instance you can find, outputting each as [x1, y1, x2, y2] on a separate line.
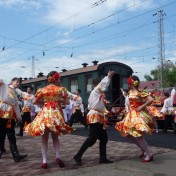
[2, 148, 6, 153]
[16, 134, 23, 137]
[14, 154, 28, 162]
[73, 155, 82, 166]
[174, 130, 176, 135]
[0, 151, 2, 159]
[162, 130, 167, 134]
[0, 148, 6, 159]
[10, 143, 27, 162]
[99, 158, 113, 164]
[0, 150, 2, 159]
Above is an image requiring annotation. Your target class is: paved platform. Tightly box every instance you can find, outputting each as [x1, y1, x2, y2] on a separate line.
[46, 150, 176, 176]
[0, 125, 174, 176]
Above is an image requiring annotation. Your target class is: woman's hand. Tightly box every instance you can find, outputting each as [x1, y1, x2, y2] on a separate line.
[108, 71, 116, 79]
[136, 105, 144, 112]
[136, 95, 154, 112]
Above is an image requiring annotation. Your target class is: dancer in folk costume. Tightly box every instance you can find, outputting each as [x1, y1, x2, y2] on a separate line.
[73, 71, 115, 165]
[16, 86, 35, 136]
[147, 91, 164, 133]
[68, 89, 88, 129]
[160, 91, 175, 133]
[0, 78, 27, 162]
[115, 75, 156, 162]
[121, 88, 130, 113]
[25, 71, 73, 169]
[64, 99, 74, 122]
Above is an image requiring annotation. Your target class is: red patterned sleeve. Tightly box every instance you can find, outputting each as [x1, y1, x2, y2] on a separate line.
[139, 90, 149, 101]
[35, 88, 43, 103]
[61, 87, 68, 99]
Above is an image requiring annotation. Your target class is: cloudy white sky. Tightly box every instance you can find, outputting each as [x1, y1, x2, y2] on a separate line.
[0, 0, 176, 82]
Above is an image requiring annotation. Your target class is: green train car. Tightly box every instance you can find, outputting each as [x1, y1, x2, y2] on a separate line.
[21, 61, 133, 106]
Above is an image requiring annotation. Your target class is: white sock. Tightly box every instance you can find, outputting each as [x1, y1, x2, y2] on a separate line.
[41, 130, 49, 163]
[137, 136, 152, 157]
[51, 132, 60, 159]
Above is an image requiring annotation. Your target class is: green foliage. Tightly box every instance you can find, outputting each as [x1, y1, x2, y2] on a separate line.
[144, 75, 153, 81]
[144, 60, 176, 87]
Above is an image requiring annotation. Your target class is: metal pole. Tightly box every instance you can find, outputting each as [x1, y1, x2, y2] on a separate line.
[157, 10, 166, 89]
[32, 56, 35, 78]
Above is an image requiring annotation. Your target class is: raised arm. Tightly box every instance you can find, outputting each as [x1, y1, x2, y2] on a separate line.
[67, 91, 78, 100]
[15, 88, 26, 98]
[96, 71, 115, 92]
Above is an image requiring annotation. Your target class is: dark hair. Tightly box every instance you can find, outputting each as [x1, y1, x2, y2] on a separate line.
[164, 92, 169, 98]
[47, 71, 57, 79]
[77, 89, 81, 94]
[131, 75, 140, 88]
[27, 86, 33, 91]
[123, 89, 129, 93]
[11, 77, 20, 84]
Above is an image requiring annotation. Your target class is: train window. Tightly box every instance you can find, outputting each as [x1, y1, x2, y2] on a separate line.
[35, 83, 42, 91]
[86, 77, 93, 92]
[122, 77, 128, 89]
[70, 78, 78, 93]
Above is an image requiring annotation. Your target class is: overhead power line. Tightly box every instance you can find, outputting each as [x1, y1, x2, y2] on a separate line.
[3, 0, 107, 50]
[0, 0, 147, 57]
[1, 1, 176, 64]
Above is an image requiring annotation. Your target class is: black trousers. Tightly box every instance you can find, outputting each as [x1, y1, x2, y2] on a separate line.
[164, 115, 174, 131]
[69, 109, 87, 127]
[75, 123, 108, 159]
[18, 112, 31, 135]
[0, 118, 16, 151]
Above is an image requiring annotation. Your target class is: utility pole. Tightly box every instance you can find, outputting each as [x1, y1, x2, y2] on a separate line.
[32, 56, 35, 78]
[153, 10, 166, 89]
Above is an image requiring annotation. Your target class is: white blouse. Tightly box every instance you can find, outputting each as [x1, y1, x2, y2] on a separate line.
[0, 79, 21, 120]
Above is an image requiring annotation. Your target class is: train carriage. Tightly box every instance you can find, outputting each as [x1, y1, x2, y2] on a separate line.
[21, 61, 133, 106]
[20, 61, 176, 133]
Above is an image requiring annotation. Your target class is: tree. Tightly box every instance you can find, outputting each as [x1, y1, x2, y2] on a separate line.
[144, 69, 159, 81]
[144, 60, 176, 87]
[144, 75, 153, 81]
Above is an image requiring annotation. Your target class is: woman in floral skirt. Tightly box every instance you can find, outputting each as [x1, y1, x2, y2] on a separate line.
[115, 75, 155, 162]
[25, 71, 73, 169]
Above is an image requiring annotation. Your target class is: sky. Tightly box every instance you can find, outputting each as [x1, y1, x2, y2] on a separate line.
[0, 0, 176, 83]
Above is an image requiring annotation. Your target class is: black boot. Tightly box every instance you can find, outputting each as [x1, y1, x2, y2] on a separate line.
[10, 144, 28, 162]
[99, 142, 113, 164]
[99, 157, 113, 164]
[73, 139, 91, 165]
[0, 150, 3, 159]
[0, 147, 6, 159]
[2, 148, 6, 153]
[73, 155, 82, 166]
[0, 140, 6, 159]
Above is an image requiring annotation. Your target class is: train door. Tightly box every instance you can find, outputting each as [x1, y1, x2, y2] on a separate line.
[111, 73, 121, 105]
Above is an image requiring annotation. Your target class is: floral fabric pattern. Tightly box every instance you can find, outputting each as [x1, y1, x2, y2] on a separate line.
[115, 90, 155, 137]
[25, 85, 73, 136]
